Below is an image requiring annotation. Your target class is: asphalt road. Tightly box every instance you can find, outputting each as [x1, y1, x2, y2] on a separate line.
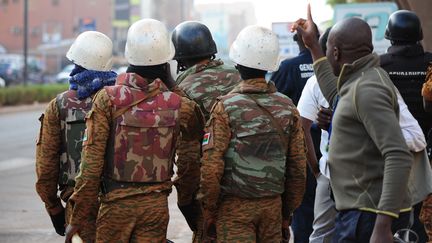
[0, 107, 192, 243]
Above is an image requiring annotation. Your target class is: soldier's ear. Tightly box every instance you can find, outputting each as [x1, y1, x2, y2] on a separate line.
[333, 46, 340, 62]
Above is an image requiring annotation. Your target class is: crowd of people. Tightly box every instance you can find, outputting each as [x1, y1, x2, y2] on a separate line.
[34, 5, 432, 243]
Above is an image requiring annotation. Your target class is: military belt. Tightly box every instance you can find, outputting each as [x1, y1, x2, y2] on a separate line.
[101, 178, 166, 194]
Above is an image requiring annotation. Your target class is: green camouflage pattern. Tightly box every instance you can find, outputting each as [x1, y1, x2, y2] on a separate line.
[56, 90, 93, 186]
[104, 73, 182, 183]
[176, 59, 241, 120]
[219, 79, 294, 198]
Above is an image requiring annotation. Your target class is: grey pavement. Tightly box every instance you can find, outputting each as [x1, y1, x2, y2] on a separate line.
[0, 107, 192, 243]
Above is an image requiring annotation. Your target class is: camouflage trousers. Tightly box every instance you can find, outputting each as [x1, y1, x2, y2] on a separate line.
[420, 194, 432, 243]
[65, 196, 98, 243]
[95, 192, 169, 243]
[216, 196, 282, 243]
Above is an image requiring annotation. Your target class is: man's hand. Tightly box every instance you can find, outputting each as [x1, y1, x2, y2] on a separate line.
[370, 214, 393, 243]
[281, 218, 291, 243]
[317, 107, 332, 131]
[290, 4, 324, 61]
[64, 224, 80, 243]
[49, 205, 66, 236]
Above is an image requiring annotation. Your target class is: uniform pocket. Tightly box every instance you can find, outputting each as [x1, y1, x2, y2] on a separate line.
[83, 110, 94, 146]
[36, 113, 44, 145]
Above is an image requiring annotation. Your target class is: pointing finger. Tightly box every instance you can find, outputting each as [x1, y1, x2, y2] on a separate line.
[307, 3, 313, 22]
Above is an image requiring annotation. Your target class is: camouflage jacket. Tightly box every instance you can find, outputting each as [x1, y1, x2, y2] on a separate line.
[69, 73, 204, 225]
[169, 86, 205, 206]
[56, 91, 93, 187]
[103, 77, 182, 184]
[35, 90, 91, 215]
[199, 78, 307, 219]
[36, 98, 65, 215]
[176, 59, 241, 120]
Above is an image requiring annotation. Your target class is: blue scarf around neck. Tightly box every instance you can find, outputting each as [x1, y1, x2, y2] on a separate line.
[69, 65, 117, 99]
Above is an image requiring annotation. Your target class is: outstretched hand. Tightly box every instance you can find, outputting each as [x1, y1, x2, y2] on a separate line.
[291, 4, 324, 60]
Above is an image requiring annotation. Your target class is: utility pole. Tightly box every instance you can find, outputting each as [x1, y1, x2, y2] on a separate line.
[23, 0, 28, 85]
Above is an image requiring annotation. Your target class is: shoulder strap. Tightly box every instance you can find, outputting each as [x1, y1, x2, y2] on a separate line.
[245, 94, 289, 154]
[112, 88, 161, 119]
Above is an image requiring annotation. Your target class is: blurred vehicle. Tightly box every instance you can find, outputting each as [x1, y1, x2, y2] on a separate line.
[115, 65, 128, 74]
[0, 54, 45, 85]
[0, 62, 21, 86]
[0, 76, 5, 87]
[56, 64, 74, 83]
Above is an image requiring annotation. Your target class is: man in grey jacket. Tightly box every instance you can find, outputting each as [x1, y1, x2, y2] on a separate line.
[293, 7, 414, 243]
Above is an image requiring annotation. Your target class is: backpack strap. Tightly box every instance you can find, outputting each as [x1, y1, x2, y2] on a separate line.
[112, 88, 161, 120]
[246, 94, 289, 154]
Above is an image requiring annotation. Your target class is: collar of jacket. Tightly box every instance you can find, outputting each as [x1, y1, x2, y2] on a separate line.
[386, 43, 424, 57]
[116, 72, 168, 93]
[298, 48, 312, 57]
[175, 59, 224, 85]
[191, 59, 224, 74]
[230, 78, 277, 94]
[337, 53, 380, 92]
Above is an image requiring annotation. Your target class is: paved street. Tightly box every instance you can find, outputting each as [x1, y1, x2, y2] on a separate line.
[0, 107, 192, 243]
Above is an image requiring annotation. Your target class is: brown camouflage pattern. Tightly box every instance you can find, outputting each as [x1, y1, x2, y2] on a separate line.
[69, 73, 204, 242]
[199, 78, 307, 221]
[192, 210, 204, 243]
[421, 194, 432, 242]
[175, 59, 240, 242]
[216, 196, 282, 243]
[96, 192, 169, 243]
[218, 79, 295, 198]
[56, 90, 93, 186]
[36, 95, 98, 242]
[104, 74, 181, 183]
[176, 59, 241, 120]
[36, 99, 63, 213]
[65, 196, 98, 243]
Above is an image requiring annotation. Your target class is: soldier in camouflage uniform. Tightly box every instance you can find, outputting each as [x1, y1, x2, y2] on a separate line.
[172, 21, 241, 119]
[171, 21, 242, 242]
[199, 25, 307, 243]
[35, 31, 116, 242]
[64, 19, 204, 243]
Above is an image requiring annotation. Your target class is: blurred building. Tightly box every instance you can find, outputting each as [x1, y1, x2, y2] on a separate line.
[195, 2, 256, 62]
[141, 0, 195, 30]
[0, 0, 112, 73]
[113, 0, 195, 58]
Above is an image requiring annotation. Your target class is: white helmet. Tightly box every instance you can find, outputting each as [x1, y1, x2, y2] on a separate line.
[229, 25, 280, 72]
[66, 31, 113, 71]
[125, 18, 175, 66]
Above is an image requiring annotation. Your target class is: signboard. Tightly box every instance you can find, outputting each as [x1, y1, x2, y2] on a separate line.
[79, 18, 96, 32]
[113, 0, 141, 27]
[334, 2, 398, 54]
[272, 22, 299, 59]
